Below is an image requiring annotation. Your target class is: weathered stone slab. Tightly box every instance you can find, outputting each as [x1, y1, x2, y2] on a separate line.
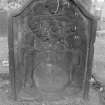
[8, 0, 97, 101]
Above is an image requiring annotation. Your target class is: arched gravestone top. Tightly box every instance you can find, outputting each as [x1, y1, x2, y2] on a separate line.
[9, 0, 96, 20]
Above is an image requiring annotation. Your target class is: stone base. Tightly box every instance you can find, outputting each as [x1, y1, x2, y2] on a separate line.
[17, 85, 81, 103]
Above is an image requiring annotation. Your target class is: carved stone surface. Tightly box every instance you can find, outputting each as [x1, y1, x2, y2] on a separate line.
[19, 0, 87, 92]
[8, 0, 97, 101]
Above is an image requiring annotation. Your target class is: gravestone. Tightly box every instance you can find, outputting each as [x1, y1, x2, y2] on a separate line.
[8, 0, 97, 103]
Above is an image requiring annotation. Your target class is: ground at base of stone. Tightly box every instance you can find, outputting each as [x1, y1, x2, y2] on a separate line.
[0, 36, 104, 105]
[0, 85, 102, 105]
[0, 74, 102, 105]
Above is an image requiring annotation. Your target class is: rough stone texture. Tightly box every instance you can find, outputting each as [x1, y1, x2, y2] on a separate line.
[0, 35, 103, 104]
[7, 0, 97, 102]
[0, 35, 102, 105]
[0, 82, 101, 105]
[0, 34, 103, 105]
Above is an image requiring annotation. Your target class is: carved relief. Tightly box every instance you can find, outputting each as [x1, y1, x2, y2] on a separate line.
[17, 0, 87, 92]
[9, 0, 96, 101]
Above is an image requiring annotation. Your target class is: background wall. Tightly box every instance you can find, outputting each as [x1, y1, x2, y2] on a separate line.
[0, 11, 8, 37]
